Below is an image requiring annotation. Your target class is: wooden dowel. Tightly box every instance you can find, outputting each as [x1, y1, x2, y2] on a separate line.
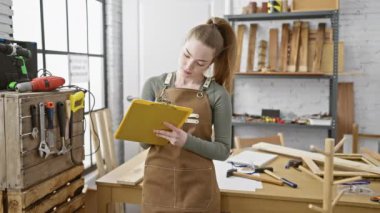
[310, 145, 326, 155]
[332, 190, 345, 207]
[334, 136, 346, 152]
[299, 166, 324, 183]
[308, 204, 324, 213]
[333, 176, 362, 185]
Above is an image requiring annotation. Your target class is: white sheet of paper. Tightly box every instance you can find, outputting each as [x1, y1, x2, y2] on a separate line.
[227, 150, 277, 167]
[213, 160, 263, 192]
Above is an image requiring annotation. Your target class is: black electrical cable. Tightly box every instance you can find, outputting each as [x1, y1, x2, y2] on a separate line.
[59, 85, 101, 158]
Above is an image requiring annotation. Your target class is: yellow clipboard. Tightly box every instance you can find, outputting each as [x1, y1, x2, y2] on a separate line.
[114, 99, 193, 145]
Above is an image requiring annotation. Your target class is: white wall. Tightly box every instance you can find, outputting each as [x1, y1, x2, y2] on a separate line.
[122, 0, 224, 163]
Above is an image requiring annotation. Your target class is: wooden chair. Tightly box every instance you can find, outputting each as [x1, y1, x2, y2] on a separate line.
[352, 123, 380, 160]
[234, 133, 285, 149]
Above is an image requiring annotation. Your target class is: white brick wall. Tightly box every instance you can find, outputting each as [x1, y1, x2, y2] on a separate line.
[232, 0, 380, 151]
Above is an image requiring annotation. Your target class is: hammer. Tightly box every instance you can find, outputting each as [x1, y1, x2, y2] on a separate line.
[226, 168, 283, 186]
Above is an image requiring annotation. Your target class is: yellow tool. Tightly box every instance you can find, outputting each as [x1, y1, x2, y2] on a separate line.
[70, 91, 85, 112]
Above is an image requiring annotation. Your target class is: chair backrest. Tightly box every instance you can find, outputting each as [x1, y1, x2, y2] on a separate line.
[352, 123, 380, 160]
[87, 108, 117, 177]
[234, 133, 284, 149]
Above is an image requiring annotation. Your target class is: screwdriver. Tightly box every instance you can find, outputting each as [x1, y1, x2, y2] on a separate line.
[57, 101, 66, 152]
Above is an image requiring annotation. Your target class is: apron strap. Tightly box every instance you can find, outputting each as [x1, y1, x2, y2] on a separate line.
[196, 77, 212, 98]
[156, 73, 173, 103]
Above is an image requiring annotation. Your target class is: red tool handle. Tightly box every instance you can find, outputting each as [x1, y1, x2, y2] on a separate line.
[45, 102, 54, 129]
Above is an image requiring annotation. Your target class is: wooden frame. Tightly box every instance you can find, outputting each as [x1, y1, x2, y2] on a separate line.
[7, 165, 84, 213]
[251, 142, 380, 175]
[303, 153, 380, 178]
[352, 123, 380, 154]
[234, 132, 284, 149]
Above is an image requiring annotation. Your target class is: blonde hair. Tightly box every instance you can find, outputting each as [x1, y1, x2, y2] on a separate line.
[186, 17, 237, 93]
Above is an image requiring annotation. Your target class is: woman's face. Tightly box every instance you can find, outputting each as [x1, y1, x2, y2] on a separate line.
[178, 38, 215, 80]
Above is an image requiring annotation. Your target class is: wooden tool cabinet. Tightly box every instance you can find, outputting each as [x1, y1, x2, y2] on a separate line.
[0, 90, 85, 212]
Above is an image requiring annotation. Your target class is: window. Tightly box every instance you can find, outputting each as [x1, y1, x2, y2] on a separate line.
[13, 0, 106, 171]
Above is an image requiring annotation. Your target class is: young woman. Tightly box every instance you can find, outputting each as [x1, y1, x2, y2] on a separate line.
[140, 17, 237, 213]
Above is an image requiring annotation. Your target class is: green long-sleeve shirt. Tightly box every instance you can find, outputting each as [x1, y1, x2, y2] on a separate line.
[140, 72, 232, 161]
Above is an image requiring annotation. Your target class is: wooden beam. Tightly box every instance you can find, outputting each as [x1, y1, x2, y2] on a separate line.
[25, 178, 84, 213]
[279, 23, 289, 72]
[269, 28, 278, 71]
[236, 25, 246, 72]
[246, 24, 258, 72]
[311, 23, 325, 72]
[288, 21, 301, 72]
[298, 22, 309, 72]
[7, 165, 83, 210]
[117, 161, 145, 185]
[252, 142, 380, 175]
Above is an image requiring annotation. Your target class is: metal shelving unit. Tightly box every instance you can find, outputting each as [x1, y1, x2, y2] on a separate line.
[226, 10, 339, 140]
[232, 121, 332, 130]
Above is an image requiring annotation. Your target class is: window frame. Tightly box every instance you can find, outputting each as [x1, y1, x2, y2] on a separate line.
[36, 0, 107, 172]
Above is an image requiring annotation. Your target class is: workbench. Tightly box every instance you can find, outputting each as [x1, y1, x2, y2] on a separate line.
[96, 149, 380, 213]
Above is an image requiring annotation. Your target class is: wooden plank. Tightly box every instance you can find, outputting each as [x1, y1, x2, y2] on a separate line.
[302, 157, 322, 174]
[20, 147, 84, 190]
[309, 28, 332, 42]
[5, 96, 22, 190]
[361, 148, 380, 161]
[0, 95, 5, 189]
[252, 142, 380, 175]
[279, 23, 290, 72]
[103, 109, 117, 168]
[117, 161, 145, 185]
[246, 24, 258, 72]
[268, 28, 278, 71]
[298, 22, 309, 72]
[55, 193, 85, 213]
[87, 113, 106, 177]
[25, 178, 84, 213]
[362, 153, 380, 167]
[236, 24, 246, 72]
[257, 40, 268, 71]
[337, 83, 354, 143]
[288, 21, 301, 72]
[321, 41, 344, 74]
[7, 165, 83, 210]
[311, 23, 325, 72]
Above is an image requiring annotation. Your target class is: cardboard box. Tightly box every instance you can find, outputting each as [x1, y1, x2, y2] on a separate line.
[291, 0, 339, 12]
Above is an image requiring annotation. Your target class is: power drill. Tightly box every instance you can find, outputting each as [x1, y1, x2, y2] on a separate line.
[0, 42, 32, 89]
[15, 76, 65, 93]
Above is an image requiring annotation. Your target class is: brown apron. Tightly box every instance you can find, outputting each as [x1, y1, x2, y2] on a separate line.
[142, 73, 220, 213]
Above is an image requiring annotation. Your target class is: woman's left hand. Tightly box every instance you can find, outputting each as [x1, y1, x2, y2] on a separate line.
[154, 122, 188, 147]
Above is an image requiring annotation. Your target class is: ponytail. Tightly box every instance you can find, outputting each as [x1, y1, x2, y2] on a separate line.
[186, 17, 237, 93]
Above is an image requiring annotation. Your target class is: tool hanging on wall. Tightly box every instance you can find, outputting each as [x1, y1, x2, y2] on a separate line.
[38, 102, 51, 159]
[45, 101, 58, 154]
[57, 101, 69, 155]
